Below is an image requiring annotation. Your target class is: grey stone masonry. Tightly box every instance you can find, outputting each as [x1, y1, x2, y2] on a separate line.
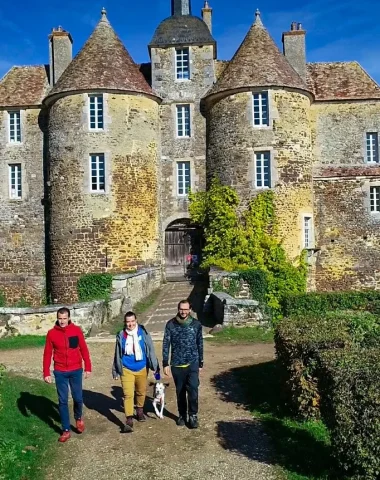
[282, 23, 306, 81]
[151, 44, 215, 228]
[211, 292, 268, 327]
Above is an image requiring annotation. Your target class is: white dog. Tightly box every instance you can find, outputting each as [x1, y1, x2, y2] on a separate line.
[151, 381, 169, 419]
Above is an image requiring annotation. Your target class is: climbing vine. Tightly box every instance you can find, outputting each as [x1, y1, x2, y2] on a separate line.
[189, 177, 307, 315]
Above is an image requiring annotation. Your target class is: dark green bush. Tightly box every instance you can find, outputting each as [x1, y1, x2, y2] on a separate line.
[319, 349, 380, 480]
[0, 291, 5, 307]
[77, 273, 113, 302]
[281, 290, 380, 318]
[275, 315, 353, 419]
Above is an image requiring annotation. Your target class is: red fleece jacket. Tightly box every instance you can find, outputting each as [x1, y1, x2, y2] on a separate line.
[43, 322, 92, 378]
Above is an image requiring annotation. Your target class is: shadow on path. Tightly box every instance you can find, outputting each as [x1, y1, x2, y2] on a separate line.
[211, 360, 336, 478]
[83, 386, 124, 429]
[17, 392, 61, 433]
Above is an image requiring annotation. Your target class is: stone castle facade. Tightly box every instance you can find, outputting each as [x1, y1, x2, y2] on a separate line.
[1, 1, 380, 305]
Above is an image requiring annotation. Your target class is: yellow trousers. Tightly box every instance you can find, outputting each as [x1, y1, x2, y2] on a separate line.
[120, 367, 148, 417]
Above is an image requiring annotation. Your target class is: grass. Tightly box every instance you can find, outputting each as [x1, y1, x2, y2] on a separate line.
[0, 335, 46, 350]
[108, 288, 162, 335]
[0, 372, 60, 480]
[206, 326, 274, 344]
[234, 361, 335, 480]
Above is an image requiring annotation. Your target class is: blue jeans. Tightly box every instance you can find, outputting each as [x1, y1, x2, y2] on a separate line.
[54, 369, 83, 431]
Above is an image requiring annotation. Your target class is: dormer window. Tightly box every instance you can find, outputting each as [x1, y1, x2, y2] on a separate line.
[252, 92, 269, 127]
[89, 94, 104, 130]
[175, 48, 190, 80]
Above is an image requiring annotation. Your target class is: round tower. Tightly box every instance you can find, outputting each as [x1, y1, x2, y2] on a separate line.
[203, 10, 314, 260]
[44, 9, 161, 303]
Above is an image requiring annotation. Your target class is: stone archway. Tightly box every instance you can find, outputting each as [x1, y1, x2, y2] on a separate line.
[164, 218, 204, 279]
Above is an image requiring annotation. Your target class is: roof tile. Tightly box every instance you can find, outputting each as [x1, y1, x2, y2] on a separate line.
[46, 13, 155, 102]
[0, 66, 49, 107]
[205, 13, 309, 101]
[307, 62, 380, 101]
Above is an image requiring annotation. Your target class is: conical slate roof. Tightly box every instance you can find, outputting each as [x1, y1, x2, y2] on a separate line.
[205, 10, 310, 102]
[45, 9, 156, 102]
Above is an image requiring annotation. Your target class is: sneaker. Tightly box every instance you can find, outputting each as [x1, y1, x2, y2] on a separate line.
[136, 407, 146, 422]
[176, 415, 186, 427]
[76, 418, 85, 433]
[189, 415, 199, 429]
[122, 416, 134, 433]
[58, 430, 71, 443]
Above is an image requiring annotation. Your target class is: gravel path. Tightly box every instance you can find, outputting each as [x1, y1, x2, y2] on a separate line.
[0, 342, 278, 480]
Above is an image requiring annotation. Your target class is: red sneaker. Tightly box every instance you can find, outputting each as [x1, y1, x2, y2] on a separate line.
[58, 431, 71, 443]
[76, 418, 85, 433]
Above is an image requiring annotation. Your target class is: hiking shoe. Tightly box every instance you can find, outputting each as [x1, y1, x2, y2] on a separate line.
[189, 415, 199, 429]
[122, 416, 134, 433]
[176, 415, 186, 427]
[136, 407, 146, 422]
[58, 430, 71, 443]
[76, 418, 85, 433]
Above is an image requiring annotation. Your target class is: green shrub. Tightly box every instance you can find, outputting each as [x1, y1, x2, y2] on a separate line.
[319, 349, 380, 479]
[77, 273, 113, 302]
[189, 179, 307, 317]
[275, 316, 353, 419]
[282, 290, 380, 318]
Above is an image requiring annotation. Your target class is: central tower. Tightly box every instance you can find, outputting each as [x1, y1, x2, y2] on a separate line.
[149, 1, 216, 277]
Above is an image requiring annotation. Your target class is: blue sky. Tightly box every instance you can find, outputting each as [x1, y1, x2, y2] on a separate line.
[1, 0, 380, 82]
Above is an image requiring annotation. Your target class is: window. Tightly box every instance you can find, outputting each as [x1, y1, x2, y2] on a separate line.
[366, 132, 379, 163]
[89, 94, 104, 130]
[90, 154, 105, 192]
[175, 48, 190, 80]
[8, 111, 21, 142]
[177, 161, 191, 196]
[303, 216, 313, 248]
[253, 92, 269, 127]
[370, 186, 380, 213]
[254, 151, 271, 188]
[9, 164, 22, 199]
[176, 105, 191, 137]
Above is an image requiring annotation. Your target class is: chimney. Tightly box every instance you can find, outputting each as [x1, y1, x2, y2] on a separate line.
[171, 0, 191, 16]
[202, 1, 212, 33]
[282, 22, 306, 81]
[49, 26, 73, 86]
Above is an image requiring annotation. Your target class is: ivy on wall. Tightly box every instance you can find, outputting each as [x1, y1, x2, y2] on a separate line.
[77, 273, 113, 302]
[189, 178, 307, 314]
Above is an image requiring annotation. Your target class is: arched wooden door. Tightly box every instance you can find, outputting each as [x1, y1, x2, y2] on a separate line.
[164, 219, 203, 279]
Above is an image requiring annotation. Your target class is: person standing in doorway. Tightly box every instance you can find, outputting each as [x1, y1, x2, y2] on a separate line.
[43, 307, 92, 443]
[162, 299, 203, 429]
[112, 311, 160, 433]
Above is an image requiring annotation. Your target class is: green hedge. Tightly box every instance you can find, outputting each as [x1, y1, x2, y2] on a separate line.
[319, 349, 380, 479]
[77, 273, 113, 302]
[275, 315, 353, 419]
[281, 290, 380, 318]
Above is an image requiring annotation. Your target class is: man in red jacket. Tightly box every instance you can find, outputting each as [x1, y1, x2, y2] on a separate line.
[43, 307, 92, 443]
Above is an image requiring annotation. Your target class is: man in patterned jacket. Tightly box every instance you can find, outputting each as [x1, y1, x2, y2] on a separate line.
[162, 299, 203, 429]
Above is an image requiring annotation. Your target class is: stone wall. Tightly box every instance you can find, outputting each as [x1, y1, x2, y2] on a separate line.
[150, 45, 215, 227]
[206, 88, 313, 261]
[311, 101, 380, 290]
[0, 107, 46, 306]
[211, 292, 267, 326]
[0, 267, 162, 337]
[47, 92, 162, 303]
